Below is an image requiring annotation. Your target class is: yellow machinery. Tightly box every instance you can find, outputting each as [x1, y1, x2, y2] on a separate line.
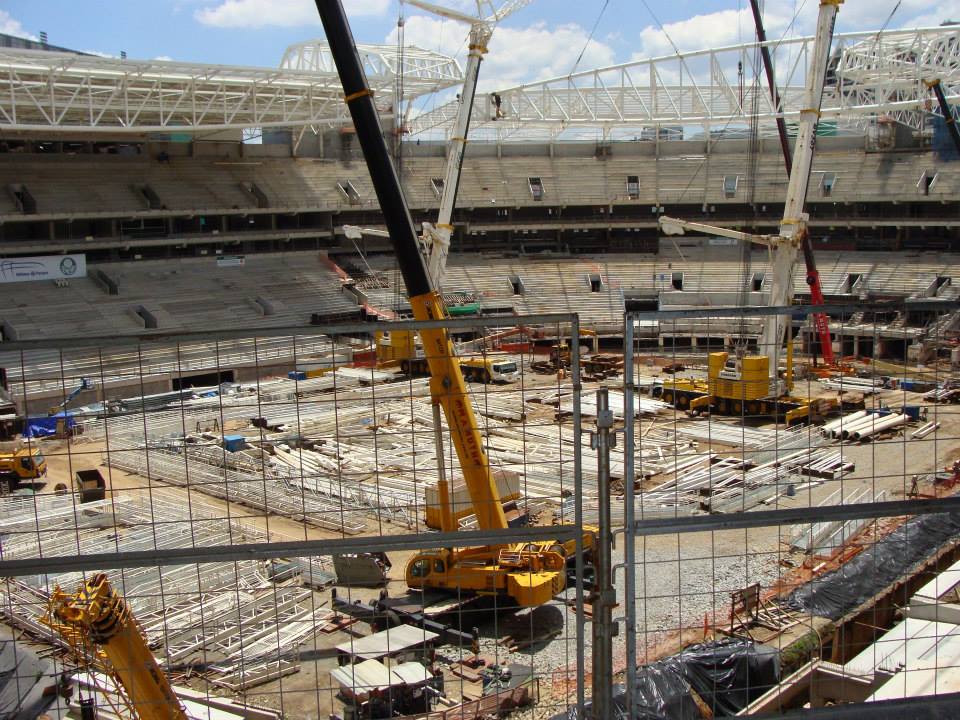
[399, 289, 572, 606]
[0, 446, 47, 482]
[44, 573, 188, 720]
[377, 329, 520, 383]
[658, 348, 814, 425]
[318, 0, 589, 607]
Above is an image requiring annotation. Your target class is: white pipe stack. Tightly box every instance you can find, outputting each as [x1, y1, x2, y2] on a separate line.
[839, 413, 883, 440]
[850, 413, 907, 441]
[821, 411, 868, 438]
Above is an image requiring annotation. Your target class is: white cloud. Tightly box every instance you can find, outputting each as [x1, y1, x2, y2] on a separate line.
[630, 0, 959, 64]
[154, 55, 174, 61]
[632, 4, 808, 61]
[488, 23, 616, 84]
[195, 0, 388, 28]
[389, 15, 466, 58]
[392, 15, 616, 88]
[893, 1, 960, 28]
[0, 10, 38, 41]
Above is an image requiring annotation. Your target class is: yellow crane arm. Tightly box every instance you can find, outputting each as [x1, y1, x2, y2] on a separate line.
[411, 290, 509, 531]
[46, 573, 188, 720]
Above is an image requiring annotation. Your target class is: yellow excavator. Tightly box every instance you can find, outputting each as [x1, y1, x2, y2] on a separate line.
[43, 573, 188, 720]
[317, 0, 589, 607]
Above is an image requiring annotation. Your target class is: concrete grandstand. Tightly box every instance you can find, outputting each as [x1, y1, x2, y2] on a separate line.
[0, 25, 957, 344]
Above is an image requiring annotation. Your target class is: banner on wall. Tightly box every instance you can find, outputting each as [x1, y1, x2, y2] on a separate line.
[216, 255, 246, 268]
[0, 255, 86, 284]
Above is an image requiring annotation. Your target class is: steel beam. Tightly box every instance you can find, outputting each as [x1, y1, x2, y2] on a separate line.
[0, 44, 461, 133]
[632, 497, 960, 537]
[409, 26, 960, 139]
[0, 524, 581, 577]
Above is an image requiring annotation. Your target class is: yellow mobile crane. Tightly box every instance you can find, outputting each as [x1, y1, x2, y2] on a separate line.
[316, 0, 585, 607]
[44, 573, 188, 720]
[656, 0, 843, 425]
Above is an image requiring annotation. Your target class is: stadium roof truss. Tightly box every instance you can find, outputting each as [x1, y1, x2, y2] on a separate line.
[408, 27, 960, 141]
[0, 44, 461, 134]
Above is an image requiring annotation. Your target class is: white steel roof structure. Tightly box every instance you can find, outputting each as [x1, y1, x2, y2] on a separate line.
[408, 26, 960, 141]
[0, 43, 461, 134]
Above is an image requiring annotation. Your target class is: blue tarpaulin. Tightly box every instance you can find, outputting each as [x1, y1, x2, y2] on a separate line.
[24, 412, 75, 438]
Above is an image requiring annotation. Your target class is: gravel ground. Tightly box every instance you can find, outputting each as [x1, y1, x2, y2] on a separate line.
[487, 385, 960, 711]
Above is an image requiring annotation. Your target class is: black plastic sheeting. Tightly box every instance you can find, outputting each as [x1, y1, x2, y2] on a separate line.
[553, 638, 779, 720]
[0, 641, 60, 719]
[787, 511, 960, 620]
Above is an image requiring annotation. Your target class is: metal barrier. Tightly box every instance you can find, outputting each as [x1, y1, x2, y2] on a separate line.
[0, 312, 589, 719]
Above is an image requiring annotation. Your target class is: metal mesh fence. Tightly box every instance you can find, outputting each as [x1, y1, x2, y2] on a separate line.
[3, 300, 960, 719]
[0, 313, 587, 719]
[619, 299, 960, 719]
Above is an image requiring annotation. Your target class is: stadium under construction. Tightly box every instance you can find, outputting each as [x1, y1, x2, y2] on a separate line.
[0, 1, 959, 719]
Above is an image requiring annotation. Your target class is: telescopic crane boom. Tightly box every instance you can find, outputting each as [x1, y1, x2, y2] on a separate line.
[749, 0, 835, 366]
[408, 0, 531, 290]
[315, 0, 570, 607]
[44, 573, 188, 720]
[926, 78, 960, 155]
[660, 0, 842, 390]
[764, 0, 841, 375]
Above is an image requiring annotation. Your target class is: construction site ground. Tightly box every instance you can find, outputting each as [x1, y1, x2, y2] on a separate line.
[19, 357, 960, 718]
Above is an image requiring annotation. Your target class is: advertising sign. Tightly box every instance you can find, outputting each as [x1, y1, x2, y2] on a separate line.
[0, 255, 86, 284]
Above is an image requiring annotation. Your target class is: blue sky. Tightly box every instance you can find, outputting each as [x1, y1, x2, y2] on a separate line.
[0, 0, 954, 87]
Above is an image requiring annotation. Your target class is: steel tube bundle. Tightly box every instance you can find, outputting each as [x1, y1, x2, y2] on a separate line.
[838, 412, 884, 439]
[911, 421, 940, 439]
[850, 413, 907, 441]
[821, 410, 868, 437]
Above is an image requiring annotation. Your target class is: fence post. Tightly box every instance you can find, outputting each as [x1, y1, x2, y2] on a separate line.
[591, 386, 616, 720]
[622, 316, 637, 718]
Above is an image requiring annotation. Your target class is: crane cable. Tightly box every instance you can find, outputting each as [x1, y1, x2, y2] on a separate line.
[569, 0, 611, 75]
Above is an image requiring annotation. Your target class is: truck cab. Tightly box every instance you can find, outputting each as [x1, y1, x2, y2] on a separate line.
[488, 359, 520, 383]
[0, 447, 47, 486]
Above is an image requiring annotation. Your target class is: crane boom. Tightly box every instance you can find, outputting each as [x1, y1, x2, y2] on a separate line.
[926, 78, 960, 155]
[45, 574, 188, 720]
[411, 0, 531, 290]
[763, 0, 842, 378]
[750, 0, 835, 366]
[318, 0, 576, 607]
[658, 0, 841, 388]
[420, 21, 484, 290]
[316, 0, 507, 531]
